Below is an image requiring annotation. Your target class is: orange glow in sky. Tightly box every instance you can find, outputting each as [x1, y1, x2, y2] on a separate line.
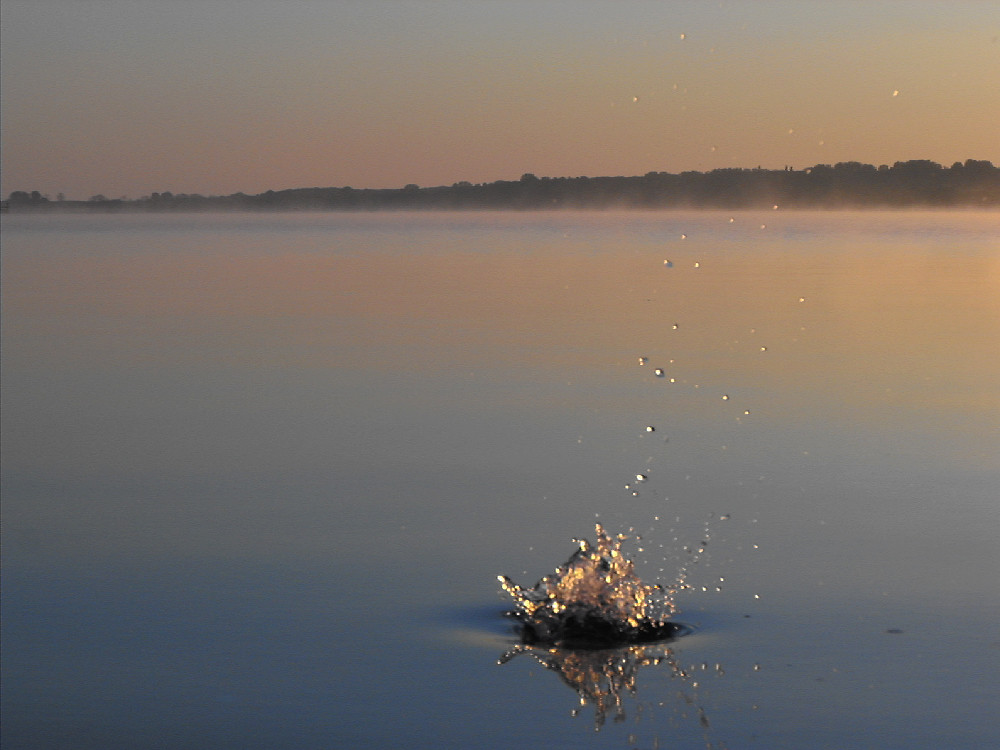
[2, 1, 998, 199]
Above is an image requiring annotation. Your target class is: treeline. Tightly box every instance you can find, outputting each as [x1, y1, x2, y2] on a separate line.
[6, 159, 999, 212]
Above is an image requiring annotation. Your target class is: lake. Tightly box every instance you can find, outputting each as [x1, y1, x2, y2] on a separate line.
[2, 210, 998, 749]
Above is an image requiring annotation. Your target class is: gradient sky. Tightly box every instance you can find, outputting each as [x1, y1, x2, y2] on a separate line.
[2, 1, 998, 199]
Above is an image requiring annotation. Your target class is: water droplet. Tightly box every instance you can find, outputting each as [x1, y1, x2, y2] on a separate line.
[672, 323, 679, 330]
[693, 261, 700, 268]
[760, 224, 767, 229]
[638, 356, 649, 366]
[654, 368, 665, 377]
[679, 32, 686, 40]
[798, 297, 806, 302]
[721, 394, 730, 401]
[663, 259, 673, 268]
[728, 217, 735, 223]
[892, 89, 899, 97]
[760, 346, 767, 351]
[645, 425, 656, 432]
[680, 233, 687, 240]
[635, 474, 648, 482]
[743, 410, 751, 415]
[772, 204, 779, 210]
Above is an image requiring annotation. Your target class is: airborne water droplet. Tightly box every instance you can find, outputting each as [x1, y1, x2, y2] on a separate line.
[654, 368, 665, 377]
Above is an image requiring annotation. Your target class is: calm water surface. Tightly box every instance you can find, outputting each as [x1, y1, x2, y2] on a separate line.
[3, 211, 998, 748]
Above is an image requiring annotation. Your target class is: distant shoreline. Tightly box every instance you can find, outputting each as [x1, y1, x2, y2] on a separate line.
[5, 159, 998, 212]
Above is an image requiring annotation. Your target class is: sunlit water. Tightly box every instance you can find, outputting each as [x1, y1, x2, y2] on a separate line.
[2, 210, 998, 749]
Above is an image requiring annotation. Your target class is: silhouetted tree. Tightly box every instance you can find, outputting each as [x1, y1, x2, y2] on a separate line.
[5, 158, 998, 212]
[8, 190, 49, 206]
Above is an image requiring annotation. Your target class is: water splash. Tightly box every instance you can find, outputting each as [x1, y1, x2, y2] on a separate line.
[498, 524, 689, 649]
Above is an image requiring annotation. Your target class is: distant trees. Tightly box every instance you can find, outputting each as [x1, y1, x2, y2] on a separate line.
[5, 159, 998, 212]
[7, 190, 49, 205]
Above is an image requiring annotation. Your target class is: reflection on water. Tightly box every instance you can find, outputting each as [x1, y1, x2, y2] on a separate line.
[3, 211, 998, 749]
[498, 643, 704, 733]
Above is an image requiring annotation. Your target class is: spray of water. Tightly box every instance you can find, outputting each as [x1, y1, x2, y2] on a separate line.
[498, 524, 690, 649]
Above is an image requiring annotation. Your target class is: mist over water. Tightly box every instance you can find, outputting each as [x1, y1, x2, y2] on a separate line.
[2, 210, 998, 749]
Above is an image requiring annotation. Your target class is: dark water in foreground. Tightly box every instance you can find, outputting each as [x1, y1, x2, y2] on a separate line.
[2, 211, 998, 748]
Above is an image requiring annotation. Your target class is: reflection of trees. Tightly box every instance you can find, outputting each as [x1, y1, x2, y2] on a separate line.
[499, 642, 711, 735]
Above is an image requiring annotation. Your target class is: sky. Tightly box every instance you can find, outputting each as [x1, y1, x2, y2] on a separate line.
[2, 1, 998, 200]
